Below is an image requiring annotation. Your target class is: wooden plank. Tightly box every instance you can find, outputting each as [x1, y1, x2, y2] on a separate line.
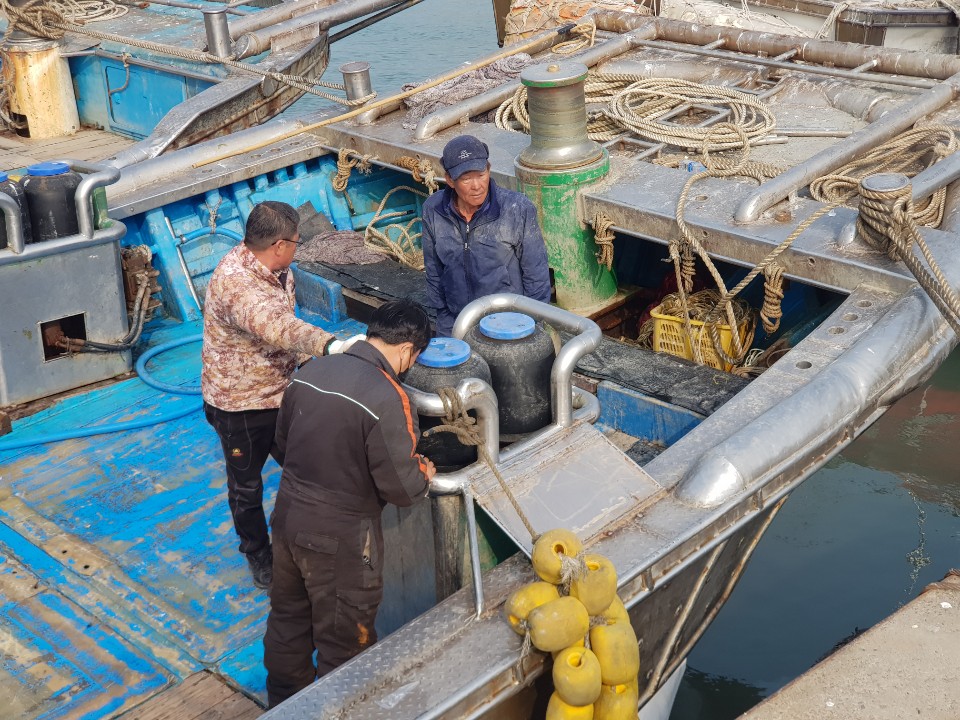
[123, 672, 262, 720]
[199, 692, 265, 720]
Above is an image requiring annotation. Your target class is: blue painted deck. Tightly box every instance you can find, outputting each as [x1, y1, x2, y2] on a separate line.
[0, 315, 361, 715]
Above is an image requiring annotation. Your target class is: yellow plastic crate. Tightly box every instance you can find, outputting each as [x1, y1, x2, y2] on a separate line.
[650, 303, 750, 372]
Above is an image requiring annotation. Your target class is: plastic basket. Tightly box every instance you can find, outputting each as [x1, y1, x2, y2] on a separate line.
[650, 303, 750, 372]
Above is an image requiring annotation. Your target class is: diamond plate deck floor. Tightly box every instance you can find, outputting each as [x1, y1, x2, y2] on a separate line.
[0, 317, 362, 718]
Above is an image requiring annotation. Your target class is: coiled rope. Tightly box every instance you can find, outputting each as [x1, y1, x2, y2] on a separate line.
[332, 148, 374, 192]
[810, 126, 959, 229]
[669, 123, 836, 368]
[496, 72, 777, 152]
[855, 179, 960, 334]
[395, 155, 441, 193]
[592, 211, 616, 271]
[363, 185, 428, 270]
[0, 0, 374, 106]
[423, 387, 539, 540]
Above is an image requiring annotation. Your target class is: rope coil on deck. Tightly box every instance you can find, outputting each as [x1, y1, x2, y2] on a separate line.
[810, 126, 959, 229]
[496, 71, 777, 154]
[855, 178, 960, 334]
[363, 185, 428, 270]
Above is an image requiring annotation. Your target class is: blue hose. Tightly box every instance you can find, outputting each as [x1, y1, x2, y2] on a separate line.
[0, 335, 204, 452]
[136, 334, 203, 395]
[182, 227, 243, 243]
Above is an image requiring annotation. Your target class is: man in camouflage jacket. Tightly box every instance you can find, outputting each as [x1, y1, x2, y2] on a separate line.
[201, 201, 359, 589]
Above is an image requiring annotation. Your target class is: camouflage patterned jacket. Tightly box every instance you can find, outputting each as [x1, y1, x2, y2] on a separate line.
[201, 244, 334, 412]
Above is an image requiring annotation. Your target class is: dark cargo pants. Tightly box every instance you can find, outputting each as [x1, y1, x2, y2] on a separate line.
[203, 402, 279, 555]
[263, 511, 384, 708]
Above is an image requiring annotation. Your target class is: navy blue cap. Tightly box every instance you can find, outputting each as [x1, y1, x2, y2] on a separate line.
[479, 312, 535, 340]
[416, 337, 472, 368]
[441, 135, 489, 180]
[27, 161, 70, 177]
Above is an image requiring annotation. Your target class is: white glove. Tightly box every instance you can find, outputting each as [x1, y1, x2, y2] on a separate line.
[327, 333, 366, 354]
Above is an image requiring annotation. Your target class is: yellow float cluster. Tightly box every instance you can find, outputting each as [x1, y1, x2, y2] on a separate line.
[503, 529, 641, 720]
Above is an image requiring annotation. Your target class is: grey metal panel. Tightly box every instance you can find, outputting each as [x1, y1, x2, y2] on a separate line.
[0, 236, 131, 407]
[466, 423, 665, 555]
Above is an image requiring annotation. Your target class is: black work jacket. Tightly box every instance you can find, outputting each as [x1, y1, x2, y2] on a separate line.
[273, 342, 430, 523]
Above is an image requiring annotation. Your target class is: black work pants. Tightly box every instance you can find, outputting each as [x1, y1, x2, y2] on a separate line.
[204, 402, 279, 555]
[264, 504, 384, 708]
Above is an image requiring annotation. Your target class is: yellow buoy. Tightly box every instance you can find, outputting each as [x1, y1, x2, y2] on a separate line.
[546, 690, 595, 720]
[504, 581, 561, 635]
[593, 681, 640, 720]
[589, 621, 640, 686]
[528, 596, 590, 653]
[570, 554, 618, 615]
[600, 595, 630, 626]
[552, 636, 585, 659]
[553, 646, 603, 706]
[532, 528, 583, 585]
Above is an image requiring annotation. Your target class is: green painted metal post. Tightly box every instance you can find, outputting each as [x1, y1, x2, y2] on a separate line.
[516, 61, 618, 312]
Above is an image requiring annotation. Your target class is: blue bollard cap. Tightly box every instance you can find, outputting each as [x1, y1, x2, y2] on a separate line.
[478, 312, 536, 340]
[416, 337, 472, 368]
[27, 161, 70, 177]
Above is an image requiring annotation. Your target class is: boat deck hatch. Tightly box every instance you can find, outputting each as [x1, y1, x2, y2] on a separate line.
[468, 423, 664, 555]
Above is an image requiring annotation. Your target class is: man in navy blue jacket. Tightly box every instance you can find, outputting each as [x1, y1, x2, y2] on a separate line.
[421, 135, 552, 336]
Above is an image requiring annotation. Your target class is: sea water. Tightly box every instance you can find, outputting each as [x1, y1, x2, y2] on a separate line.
[289, 3, 960, 716]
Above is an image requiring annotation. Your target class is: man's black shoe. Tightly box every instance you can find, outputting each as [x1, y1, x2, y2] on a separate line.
[246, 545, 273, 590]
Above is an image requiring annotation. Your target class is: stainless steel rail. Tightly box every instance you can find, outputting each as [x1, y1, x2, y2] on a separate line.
[735, 71, 960, 223]
[68, 160, 121, 239]
[452, 293, 602, 428]
[233, 0, 406, 58]
[838, 152, 960, 245]
[403, 377, 500, 466]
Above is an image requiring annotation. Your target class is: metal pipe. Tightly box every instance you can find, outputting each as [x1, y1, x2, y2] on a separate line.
[940, 180, 960, 234]
[451, 294, 602, 428]
[736, 70, 960, 223]
[109, 116, 306, 192]
[404, 376, 500, 461]
[593, 12, 960, 80]
[328, 0, 423, 44]
[66, 160, 121, 238]
[777, 128, 853, 138]
[232, 0, 405, 54]
[0, 193, 25, 254]
[203, 8, 233, 58]
[134, 0, 249, 14]
[910, 150, 960, 202]
[838, 152, 960, 244]
[626, 38, 937, 90]
[0, 223, 126, 267]
[462, 486, 485, 619]
[415, 27, 654, 141]
[426, 385, 600, 497]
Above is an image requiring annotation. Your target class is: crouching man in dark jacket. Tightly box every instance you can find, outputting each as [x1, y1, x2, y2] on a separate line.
[264, 299, 436, 708]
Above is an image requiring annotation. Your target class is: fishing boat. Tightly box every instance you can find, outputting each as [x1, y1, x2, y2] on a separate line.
[495, 0, 959, 53]
[2, 7, 960, 719]
[0, 0, 422, 171]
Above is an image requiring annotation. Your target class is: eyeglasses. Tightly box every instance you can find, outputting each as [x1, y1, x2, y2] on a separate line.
[272, 237, 302, 246]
